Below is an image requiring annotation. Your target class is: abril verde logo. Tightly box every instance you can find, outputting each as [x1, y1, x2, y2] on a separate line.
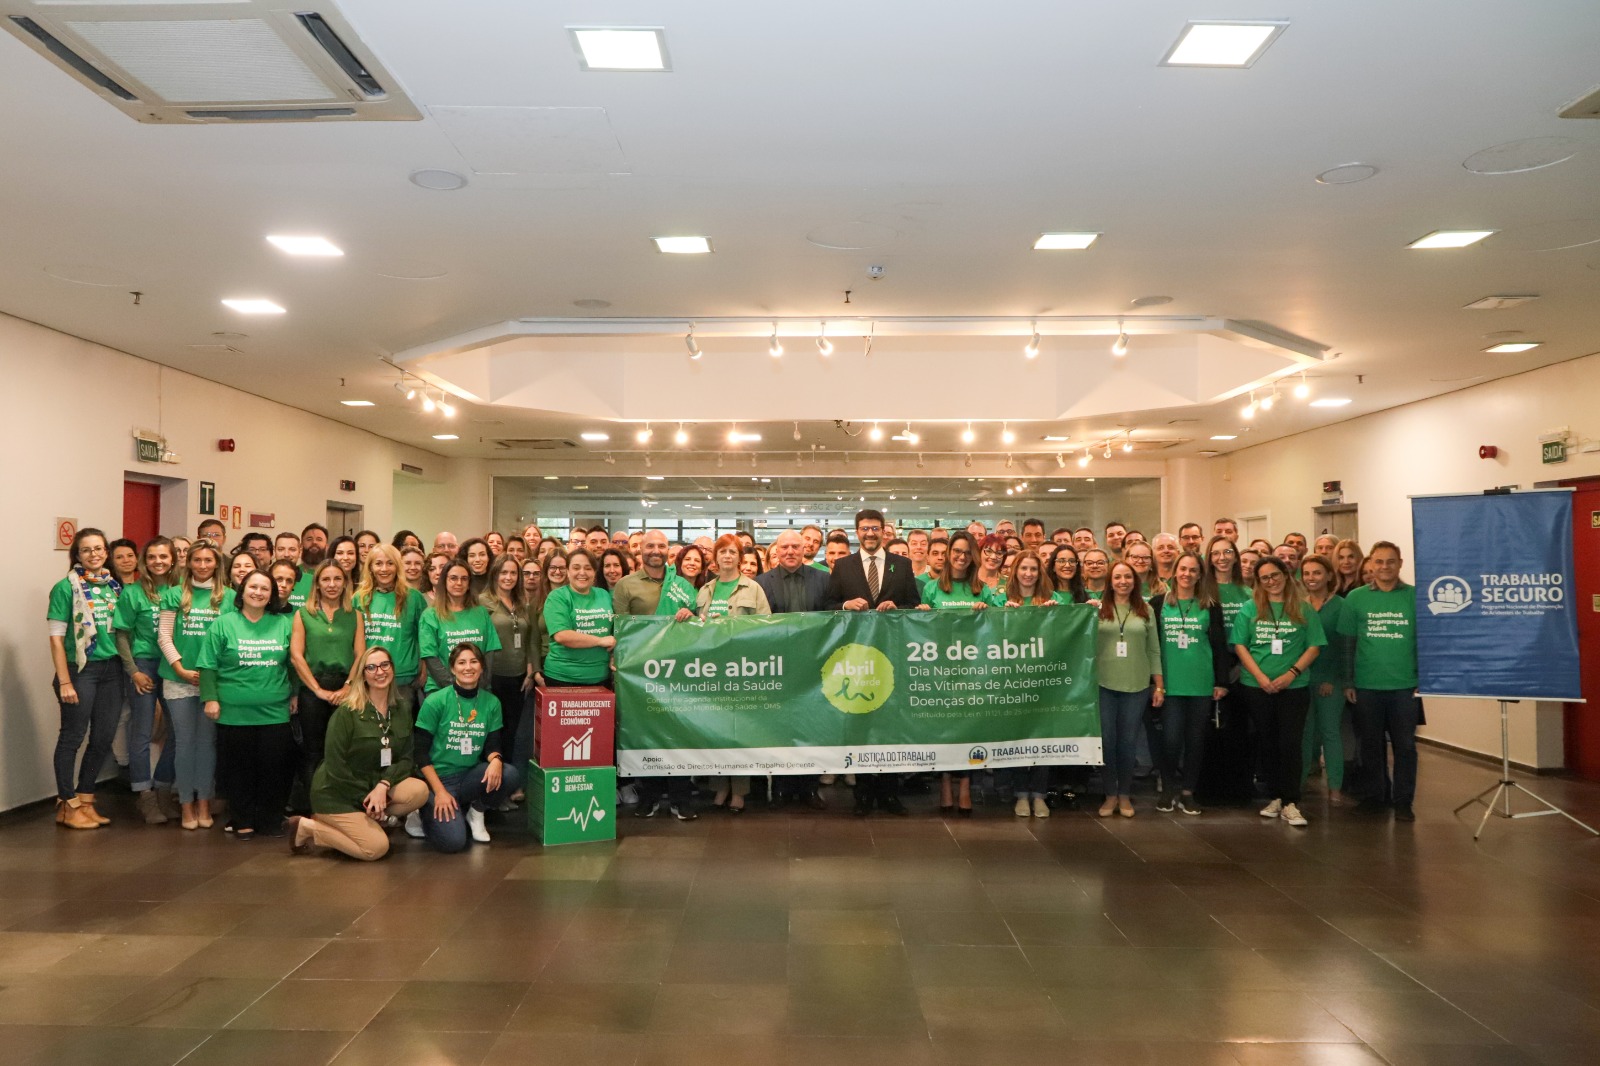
[822, 643, 894, 714]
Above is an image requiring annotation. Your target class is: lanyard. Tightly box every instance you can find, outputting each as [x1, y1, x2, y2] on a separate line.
[361, 704, 393, 748]
[1115, 605, 1130, 638]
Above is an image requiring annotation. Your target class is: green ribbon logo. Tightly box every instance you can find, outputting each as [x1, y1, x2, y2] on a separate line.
[822, 643, 894, 714]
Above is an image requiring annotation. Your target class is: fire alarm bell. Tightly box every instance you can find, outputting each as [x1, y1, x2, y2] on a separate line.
[218, 439, 236, 452]
[1479, 445, 1498, 459]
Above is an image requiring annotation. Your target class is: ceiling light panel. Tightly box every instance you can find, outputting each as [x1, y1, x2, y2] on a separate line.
[221, 298, 284, 314]
[340, 399, 374, 407]
[653, 236, 712, 254]
[1310, 397, 1352, 407]
[1408, 230, 1495, 249]
[569, 28, 670, 71]
[1161, 21, 1288, 68]
[266, 235, 342, 256]
[1465, 295, 1539, 310]
[1033, 232, 1099, 250]
[1484, 342, 1541, 353]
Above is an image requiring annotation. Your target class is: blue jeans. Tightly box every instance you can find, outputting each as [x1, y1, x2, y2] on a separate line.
[127, 657, 176, 792]
[1099, 686, 1151, 797]
[1355, 688, 1420, 806]
[166, 694, 217, 802]
[53, 658, 123, 800]
[423, 762, 525, 854]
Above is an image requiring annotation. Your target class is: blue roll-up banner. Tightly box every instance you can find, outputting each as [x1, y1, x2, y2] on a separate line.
[1411, 490, 1582, 701]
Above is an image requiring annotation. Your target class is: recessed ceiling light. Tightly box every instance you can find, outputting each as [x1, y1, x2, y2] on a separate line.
[1465, 295, 1540, 310]
[1047, 488, 1067, 493]
[569, 27, 670, 71]
[1161, 21, 1288, 68]
[653, 236, 712, 254]
[266, 235, 343, 257]
[573, 485, 589, 491]
[340, 400, 375, 407]
[221, 298, 284, 314]
[646, 476, 665, 480]
[580, 432, 610, 442]
[1042, 435, 1070, 442]
[543, 475, 558, 480]
[1408, 230, 1495, 249]
[1484, 342, 1542, 353]
[1033, 232, 1099, 250]
[409, 169, 468, 191]
[432, 434, 459, 441]
[1210, 434, 1237, 441]
[1315, 163, 1379, 185]
[1310, 398, 1353, 407]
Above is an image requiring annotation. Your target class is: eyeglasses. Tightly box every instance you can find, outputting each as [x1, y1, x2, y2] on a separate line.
[981, 547, 1004, 556]
[858, 525, 883, 534]
[364, 661, 393, 673]
[1259, 571, 1286, 581]
[1212, 549, 1237, 556]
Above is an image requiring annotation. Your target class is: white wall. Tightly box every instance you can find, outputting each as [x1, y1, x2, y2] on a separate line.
[0, 312, 484, 811]
[1188, 353, 1600, 768]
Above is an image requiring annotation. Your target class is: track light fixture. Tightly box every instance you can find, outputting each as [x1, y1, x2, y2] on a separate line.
[796, 452, 803, 467]
[1024, 322, 1040, 359]
[1242, 391, 1257, 419]
[1260, 389, 1275, 411]
[769, 323, 783, 358]
[1056, 453, 1065, 468]
[792, 421, 802, 441]
[916, 453, 925, 469]
[1078, 452, 1091, 468]
[636, 423, 652, 443]
[674, 422, 689, 445]
[1294, 372, 1310, 400]
[644, 453, 652, 468]
[903, 422, 918, 445]
[1001, 421, 1016, 445]
[868, 421, 883, 442]
[962, 422, 975, 444]
[604, 452, 616, 465]
[686, 324, 701, 360]
[422, 392, 436, 413]
[438, 398, 456, 418]
[1005, 453, 1014, 469]
[816, 323, 833, 356]
[1103, 441, 1113, 460]
[751, 452, 757, 468]
[1111, 318, 1129, 357]
[1122, 433, 1133, 453]
[964, 454, 973, 468]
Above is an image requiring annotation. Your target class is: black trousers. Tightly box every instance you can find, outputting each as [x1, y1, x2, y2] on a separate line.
[290, 681, 340, 814]
[1197, 683, 1255, 805]
[216, 721, 295, 834]
[489, 674, 530, 771]
[1244, 686, 1310, 805]
[854, 773, 900, 808]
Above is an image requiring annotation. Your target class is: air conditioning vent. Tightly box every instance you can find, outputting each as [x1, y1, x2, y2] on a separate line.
[493, 438, 581, 451]
[0, 1, 418, 123]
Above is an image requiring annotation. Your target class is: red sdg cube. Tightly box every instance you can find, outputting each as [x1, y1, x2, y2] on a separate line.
[534, 686, 615, 768]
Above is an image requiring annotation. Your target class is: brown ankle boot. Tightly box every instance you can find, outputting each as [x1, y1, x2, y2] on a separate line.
[76, 793, 110, 826]
[60, 797, 100, 830]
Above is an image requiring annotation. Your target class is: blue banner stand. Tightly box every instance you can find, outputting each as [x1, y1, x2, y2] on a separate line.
[1412, 488, 1597, 840]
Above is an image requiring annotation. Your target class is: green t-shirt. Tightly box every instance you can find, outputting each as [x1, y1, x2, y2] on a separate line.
[1336, 584, 1418, 690]
[47, 575, 121, 663]
[1160, 597, 1216, 698]
[415, 685, 503, 777]
[289, 570, 314, 611]
[360, 589, 424, 684]
[195, 610, 294, 725]
[113, 583, 167, 661]
[807, 560, 829, 572]
[1083, 587, 1105, 603]
[704, 579, 740, 618]
[1229, 598, 1326, 690]
[156, 584, 225, 682]
[418, 603, 502, 692]
[542, 585, 614, 684]
[1217, 582, 1252, 634]
[921, 582, 989, 609]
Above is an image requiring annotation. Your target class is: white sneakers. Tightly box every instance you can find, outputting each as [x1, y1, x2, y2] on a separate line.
[404, 811, 424, 838]
[466, 807, 491, 843]
[1259, 798, 1308, 827]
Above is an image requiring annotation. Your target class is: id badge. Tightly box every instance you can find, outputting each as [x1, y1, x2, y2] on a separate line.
[1175, 634, 1190, 650]
[1271, 638, 1284, 655]
[379, 748, 392, 768]
[458, 736, 474, 756]
[513, 631, 522, 650]
[1116, 641, 1128, 658]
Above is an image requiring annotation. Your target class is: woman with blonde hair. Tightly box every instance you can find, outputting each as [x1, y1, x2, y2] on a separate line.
[355, 545, 424, 712]
[289, 559, 365, 813]
[1333, 539, 1365, 596]
[287, 646, 429, 861]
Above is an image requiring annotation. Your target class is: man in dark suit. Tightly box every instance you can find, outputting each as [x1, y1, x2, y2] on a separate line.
[825, 508, 922, 816]
[757, 530, 833, 810]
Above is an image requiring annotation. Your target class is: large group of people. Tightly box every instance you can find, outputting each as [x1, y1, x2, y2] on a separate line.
[43, 505, 1420, 860]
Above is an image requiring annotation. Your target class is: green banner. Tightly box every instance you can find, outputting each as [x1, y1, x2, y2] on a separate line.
[615, 605, 1102, 775]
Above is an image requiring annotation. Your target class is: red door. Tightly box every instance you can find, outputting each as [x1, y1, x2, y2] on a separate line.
[122, 481, 160, 548]
[1563, 480, 1600, 781]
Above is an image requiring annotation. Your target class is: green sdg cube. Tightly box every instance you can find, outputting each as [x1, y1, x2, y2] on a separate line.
[527, 764, 617, 845]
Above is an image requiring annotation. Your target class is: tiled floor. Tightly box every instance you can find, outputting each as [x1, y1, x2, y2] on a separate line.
[4, 747, 1600, 1065]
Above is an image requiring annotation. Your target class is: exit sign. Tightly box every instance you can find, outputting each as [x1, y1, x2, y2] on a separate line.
[135, 437, 162, 463]
[1542, 440, 1568, 465]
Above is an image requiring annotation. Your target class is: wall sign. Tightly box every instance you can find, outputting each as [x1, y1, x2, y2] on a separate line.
[199, 481, 216, 516]
[231, 506, 243, 530]
[1542, 440, 1569, 465]
[135, 436, 162, 463]
[249, 512, 275, 529]
[55, 517, 77, 550]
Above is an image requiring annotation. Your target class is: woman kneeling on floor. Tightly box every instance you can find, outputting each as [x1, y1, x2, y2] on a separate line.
[288, 646, 428, 860]
[414, 642, 521, 852]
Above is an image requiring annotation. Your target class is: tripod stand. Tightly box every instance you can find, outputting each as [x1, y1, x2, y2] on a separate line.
[1453, 700, 1599, 841]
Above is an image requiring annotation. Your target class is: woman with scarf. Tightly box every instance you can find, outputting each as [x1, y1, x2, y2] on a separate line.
[47, 528, 125, 829]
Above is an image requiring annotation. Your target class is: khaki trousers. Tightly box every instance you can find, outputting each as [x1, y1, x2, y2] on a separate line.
[309, 777, 429, 861]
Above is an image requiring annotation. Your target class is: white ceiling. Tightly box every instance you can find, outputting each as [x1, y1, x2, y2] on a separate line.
[3, 0, 1599, 465]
